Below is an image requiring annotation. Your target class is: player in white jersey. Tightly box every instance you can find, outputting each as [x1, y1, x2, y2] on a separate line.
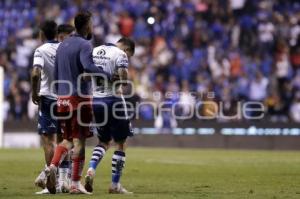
[31, 21, 74, 194]
[84, 37, 135, 194]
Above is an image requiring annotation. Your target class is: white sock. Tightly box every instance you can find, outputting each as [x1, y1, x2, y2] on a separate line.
[58, 168, 68, 186]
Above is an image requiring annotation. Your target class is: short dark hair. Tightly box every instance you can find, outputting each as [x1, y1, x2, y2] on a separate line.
[57, 24, 75, 35]
[40, 20, 57, 40]
[117, 37, 135, 55]
[74, 11, 92, 32]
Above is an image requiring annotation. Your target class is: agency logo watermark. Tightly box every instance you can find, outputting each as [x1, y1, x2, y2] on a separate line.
[49, 77, 266, 126]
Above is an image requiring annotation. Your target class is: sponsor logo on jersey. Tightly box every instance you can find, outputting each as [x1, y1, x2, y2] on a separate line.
[97, 49, 106, 56]
[57, 99, 70, 106]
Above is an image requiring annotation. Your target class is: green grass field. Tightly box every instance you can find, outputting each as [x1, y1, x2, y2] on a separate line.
[1, 147, 300, 199]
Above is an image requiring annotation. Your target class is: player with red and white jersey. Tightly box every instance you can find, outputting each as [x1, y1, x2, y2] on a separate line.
[84, 37, 135, 194]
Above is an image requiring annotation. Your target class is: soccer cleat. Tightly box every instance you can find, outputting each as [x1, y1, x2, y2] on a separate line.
[45, 166, 57, 194]
[108, 184, 133, 194]
[69, 184, 92, 195]
[35, 188, 49, 195]
[84, 169, 95, 193]
[35, 185, 64, 195]
[34, 170, 47, 189]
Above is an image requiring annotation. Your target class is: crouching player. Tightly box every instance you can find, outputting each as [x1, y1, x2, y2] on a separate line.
[84, 37, 135, 194]
[31, 21, 74, 194]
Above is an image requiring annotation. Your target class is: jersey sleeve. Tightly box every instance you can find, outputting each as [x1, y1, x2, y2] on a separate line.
[115, 52, 129, 69]
[33, 49, 44, 68]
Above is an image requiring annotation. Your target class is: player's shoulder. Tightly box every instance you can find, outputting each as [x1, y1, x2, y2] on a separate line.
[115, 48, 128, 61]
[92, 45, 106, 56]
[114, 46, 126, 55]
[76, 36, 91, 47]
[93, 45, 105, 51]
[34, 44, 45, 53]
[35, 42, 59, 53]
[109, 46, 127, 59]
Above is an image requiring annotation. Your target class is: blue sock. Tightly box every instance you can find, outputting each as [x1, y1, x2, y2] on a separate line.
[89, 145, 106, 170]
[112, 151, 126, 186]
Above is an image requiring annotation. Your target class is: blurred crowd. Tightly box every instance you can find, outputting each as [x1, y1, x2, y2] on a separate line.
[1, 0, 300, 124]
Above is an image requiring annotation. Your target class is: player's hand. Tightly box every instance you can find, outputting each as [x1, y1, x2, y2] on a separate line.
[82, 73, 91, 81]
[32, 93, 40, 105]
[111, 73, 120, 82]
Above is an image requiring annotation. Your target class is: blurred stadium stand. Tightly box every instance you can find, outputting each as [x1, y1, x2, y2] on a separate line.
[1, 0, 300, 133]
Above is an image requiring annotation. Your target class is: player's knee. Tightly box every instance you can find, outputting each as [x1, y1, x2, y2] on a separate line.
[60, 139, 73, 150]
[73, 139, 84, 148]
[73, 139, 85, 156]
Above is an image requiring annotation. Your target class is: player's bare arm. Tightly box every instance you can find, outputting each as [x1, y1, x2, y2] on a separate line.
[115, 68, 128, 95]
[31, 66, 41, 105]
[118, 67, 128, 82]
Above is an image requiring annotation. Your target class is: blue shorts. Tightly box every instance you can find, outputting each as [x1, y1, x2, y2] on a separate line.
[92, 96, 133, 143]
[38, 96, 59, 135]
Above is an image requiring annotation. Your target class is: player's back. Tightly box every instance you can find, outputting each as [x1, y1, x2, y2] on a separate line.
[55, 34, 90, 96]
[33, 41, 60, 99]
[92, 43, 128, 97]
[91, 44, 132, 147]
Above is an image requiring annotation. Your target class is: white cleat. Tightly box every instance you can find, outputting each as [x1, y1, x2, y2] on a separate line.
[34, 170, 47, 189]
[45, 166, 57, 194]
[109, 184, 133, 194]
[35, 188, 49, 195]
[69, 184, 92, 195]
[84, 169, 95, 193]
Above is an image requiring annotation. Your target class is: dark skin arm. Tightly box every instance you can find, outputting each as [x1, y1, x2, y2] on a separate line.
[31, 66, 41, 105]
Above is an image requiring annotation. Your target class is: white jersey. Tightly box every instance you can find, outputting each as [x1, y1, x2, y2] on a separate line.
[33, 41, 60, 99]
[92, 44, 128, 97]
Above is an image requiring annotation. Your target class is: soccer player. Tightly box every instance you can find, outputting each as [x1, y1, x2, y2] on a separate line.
[32, 22, 74, 195]
[84, 37, 135, 194]
[56, 23, 75, 193]
[57, 24, 75, 42]
[31, 20, 59, 193]
[45, 11, 110, 194]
